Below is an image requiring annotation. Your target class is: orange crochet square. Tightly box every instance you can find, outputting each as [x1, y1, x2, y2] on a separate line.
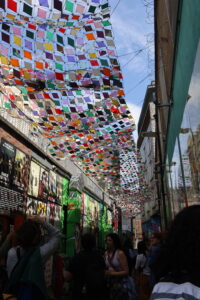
[15, 79, 23, 85]
[86, 33, 95, 40]
[35, 61, 44, 69]
[49, 116, 55, 121]
[10, 58, 19, 67]
[118, 90, 125, 96]
[24, 50, 32, 60]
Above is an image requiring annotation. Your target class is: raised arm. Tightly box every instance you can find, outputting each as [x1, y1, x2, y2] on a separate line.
[28, 216, 61, 264]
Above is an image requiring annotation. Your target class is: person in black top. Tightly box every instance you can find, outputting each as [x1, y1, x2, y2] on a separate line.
[64, 233, 106, 300]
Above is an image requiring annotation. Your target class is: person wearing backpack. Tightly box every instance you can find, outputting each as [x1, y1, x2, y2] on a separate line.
[4, 215, 61, 300]
[63, 233, 106, 300]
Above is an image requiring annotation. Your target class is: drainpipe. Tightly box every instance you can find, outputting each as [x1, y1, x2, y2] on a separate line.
[154, 0, 168, 230]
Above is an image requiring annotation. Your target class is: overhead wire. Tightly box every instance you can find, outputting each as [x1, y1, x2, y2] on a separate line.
[121, 49, 145, 68]
[111, 0, 121, 16]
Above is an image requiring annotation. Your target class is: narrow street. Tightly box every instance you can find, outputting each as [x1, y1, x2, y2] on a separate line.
[0, 0, 200, 299]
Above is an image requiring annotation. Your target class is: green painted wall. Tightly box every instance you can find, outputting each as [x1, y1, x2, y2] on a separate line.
[100, 206, 113, 247]
[167, 0, 200, 162]
[66, 190, 82, 256]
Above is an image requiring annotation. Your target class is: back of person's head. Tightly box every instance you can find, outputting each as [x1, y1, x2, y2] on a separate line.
[152, 232, 162, 241]
[123, 237, 133, 249]
[16, 220, 41, 250]
[152, 205, 200, 283]
[151, 232, 162, 246]
[137, 241, 147, 255]
[106, 233, 121, 249]
[81, 233, 96, 251]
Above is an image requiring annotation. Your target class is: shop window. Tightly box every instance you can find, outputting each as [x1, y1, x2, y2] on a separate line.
[168, 139, 186, 215]
[179, 40, 200, 205]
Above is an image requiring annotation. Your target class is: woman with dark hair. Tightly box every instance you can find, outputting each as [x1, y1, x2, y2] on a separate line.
[150, 205, 200, 299]
[105, 233, 136, 300]
[123, 237, 137, 276]
[7, 216, 60, 277]
[5, 216, 61, 300]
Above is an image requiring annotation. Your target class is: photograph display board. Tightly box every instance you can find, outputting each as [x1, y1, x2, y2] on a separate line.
[48, 171, 57, 202]
[38, 166, 49, 202]
[37, 201, 47, 217]
[107, 210, 112, 226]
[0, 139, 29, 192]
[56, 174, 63, 205]
[0, 139, 29, 213]
[28, 160, 40, 198]
[0, 139, 65, 222]
[26, 197, 37, 215]
[0, 139, 16, 188]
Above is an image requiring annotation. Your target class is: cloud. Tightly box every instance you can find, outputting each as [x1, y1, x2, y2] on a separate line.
[127, 102, 142, 142]
[111, 13, 147, 49]
[110, 8, 153, 73]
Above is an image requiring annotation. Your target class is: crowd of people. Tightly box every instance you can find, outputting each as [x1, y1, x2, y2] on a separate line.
[0, 205, 200, 299]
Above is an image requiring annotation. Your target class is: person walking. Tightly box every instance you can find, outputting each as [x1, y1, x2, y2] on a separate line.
[123, 237, 137, 276]
[148, 232, 162, 289]
[105, 233, 137, 300]
[64, 233, 106, 300]
[135, 241, 151, 300]
[150, 205, 200, 299]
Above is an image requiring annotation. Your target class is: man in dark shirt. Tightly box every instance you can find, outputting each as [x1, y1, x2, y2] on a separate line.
[64, 233, 106, 300]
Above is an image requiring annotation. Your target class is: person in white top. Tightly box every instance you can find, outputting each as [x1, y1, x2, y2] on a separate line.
[135, 242, 151, 300]
[150, 205, 200, 300]
[104, 233, 137, 300]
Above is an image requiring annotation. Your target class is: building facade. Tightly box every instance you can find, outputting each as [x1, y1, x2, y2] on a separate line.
[155, 0, 200, 226]
[137, 82, 160, 235]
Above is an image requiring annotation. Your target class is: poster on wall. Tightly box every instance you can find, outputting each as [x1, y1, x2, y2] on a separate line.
[46, 202, 56, 221]
[56, 175, 63, 204]
[13, 149, 30, 193]
[94, 201, 100, 225]
[0, 139, 16, 188]
[48, 171, 57, 202]
[54, 204, 62, 228]
[37, 201, 47, 217]
[82, 193, 90, 229]
[38, 166, 49, 202]
[46, 202, 51, 221]
[26, 197, 37, 215]
[89, 198, 95, 222]
[28, 160, 40, 198]
[107, 210, 112, 226]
